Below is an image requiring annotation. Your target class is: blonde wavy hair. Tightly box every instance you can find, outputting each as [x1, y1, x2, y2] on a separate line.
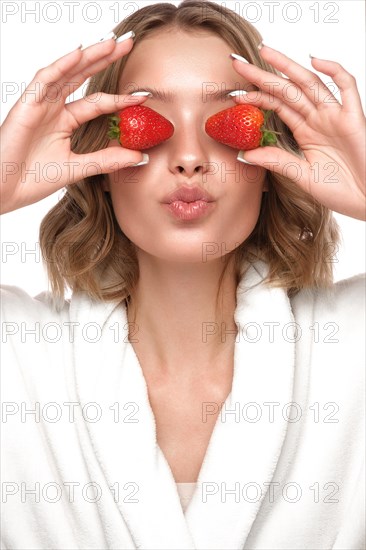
[40, 0, 340, 309]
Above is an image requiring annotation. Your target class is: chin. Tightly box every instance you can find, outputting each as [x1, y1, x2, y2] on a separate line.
[136, 245, 211, 264]
[134, 238, 243, 265]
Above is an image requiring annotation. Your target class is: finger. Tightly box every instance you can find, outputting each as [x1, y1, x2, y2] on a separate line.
[258, 44, 340, 108]
[19, 46, 83, 105]
[229, 90, 305, 134]
[65, 92, 149, 128]
[237, 146, 311, 195]
[309, 57, 364, 113]
[19, 39, 120, 106]
[69, 148, 149, 182]
[60, 35, 135, 99]
[231, 57, 315, 118]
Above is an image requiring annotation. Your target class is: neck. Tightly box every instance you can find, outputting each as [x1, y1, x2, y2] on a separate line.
[126, 251, 238, 378]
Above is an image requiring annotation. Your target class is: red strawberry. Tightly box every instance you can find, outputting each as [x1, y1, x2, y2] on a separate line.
[205, 105, 277, 150]
[108, 105, 174, 150]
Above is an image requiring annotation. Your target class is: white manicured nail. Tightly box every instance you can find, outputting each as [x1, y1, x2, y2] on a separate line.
[230, 53, 249, 64]
[68, 44, 82, 52]
[228, 90, 248, 97]
[116, 30, 135, 43]
[100, 31, 116, 42]
[130, 91, 153, 97]
[237, 151, 256, 165]
[132, 154, 149, 167]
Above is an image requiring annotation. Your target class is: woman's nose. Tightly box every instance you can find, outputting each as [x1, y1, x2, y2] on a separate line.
[168, 121, 210, 178]
[172, 160, 206, 177]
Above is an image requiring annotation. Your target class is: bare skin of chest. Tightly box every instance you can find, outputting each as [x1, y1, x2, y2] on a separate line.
[144, 367, 233, 483]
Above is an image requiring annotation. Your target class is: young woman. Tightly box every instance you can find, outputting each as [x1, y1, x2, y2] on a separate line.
[1, 1, 365, 548]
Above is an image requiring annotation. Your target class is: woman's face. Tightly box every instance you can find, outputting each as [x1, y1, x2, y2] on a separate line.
[105, 29, 267, 263]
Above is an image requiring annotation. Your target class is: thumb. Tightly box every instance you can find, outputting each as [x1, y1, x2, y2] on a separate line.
[237, 146, 309, 189]
[70, 148, 149, 182]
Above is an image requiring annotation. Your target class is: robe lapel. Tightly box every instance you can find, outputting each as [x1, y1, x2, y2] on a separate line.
[70, 259, 295, 549]
[70, 292, 196, 549]
[184, 260, 296, 549]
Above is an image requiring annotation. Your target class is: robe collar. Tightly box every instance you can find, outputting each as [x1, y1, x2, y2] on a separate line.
[70, 260, 296, 549]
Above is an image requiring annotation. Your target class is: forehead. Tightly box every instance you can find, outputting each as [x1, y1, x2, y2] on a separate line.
[119, 29, 250, 96]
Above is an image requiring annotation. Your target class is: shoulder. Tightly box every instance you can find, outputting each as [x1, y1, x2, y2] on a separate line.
[1, 284, 125, 333]
[0, 284, 70, 322]
[290, 272, 365, 337]
[292, 272, 365, 314]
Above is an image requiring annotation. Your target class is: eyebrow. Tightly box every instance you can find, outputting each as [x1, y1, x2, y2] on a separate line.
[128, 86, 248, 103]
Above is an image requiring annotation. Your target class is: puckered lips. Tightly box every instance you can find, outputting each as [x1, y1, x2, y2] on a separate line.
[161, 185, 216, 221]
[162, 185, 215, 204]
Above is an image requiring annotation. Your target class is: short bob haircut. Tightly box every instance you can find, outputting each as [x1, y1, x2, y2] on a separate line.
[40, 0, 340, 310]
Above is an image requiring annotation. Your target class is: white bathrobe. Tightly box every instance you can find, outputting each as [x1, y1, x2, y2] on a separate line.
[1, 260, 365, 549]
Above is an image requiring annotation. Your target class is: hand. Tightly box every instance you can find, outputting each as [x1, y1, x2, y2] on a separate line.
[0, 35, 148, 215]
[231, 45, 366, 221]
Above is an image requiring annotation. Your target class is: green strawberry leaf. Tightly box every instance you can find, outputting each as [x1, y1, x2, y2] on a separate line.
[260, 130, 278, 147]
[107, 115, 121, 141]
[260, 110, 279, 147]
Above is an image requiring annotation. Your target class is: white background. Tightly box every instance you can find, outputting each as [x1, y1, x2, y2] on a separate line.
[1, 0, 365, 296]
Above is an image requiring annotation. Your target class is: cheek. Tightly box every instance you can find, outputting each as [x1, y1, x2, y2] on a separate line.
[233, 165, 265, 211]
[106, 167, 153, 242]
[218, 171, 265, 243]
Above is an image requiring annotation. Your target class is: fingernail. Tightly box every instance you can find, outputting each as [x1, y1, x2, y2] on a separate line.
[130, 91, 153, 97]
[100, 31, 116, 42]
[131, 153, 149, 167]
[228, 90, 248, 97]
[237, 151, 256, 165]
[71, 43, 83, 52]
[309, 54, 316, 59]
[230, 53, 249, 64]
[116, 30, 135, 43]
[258, 41, 268, 50]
